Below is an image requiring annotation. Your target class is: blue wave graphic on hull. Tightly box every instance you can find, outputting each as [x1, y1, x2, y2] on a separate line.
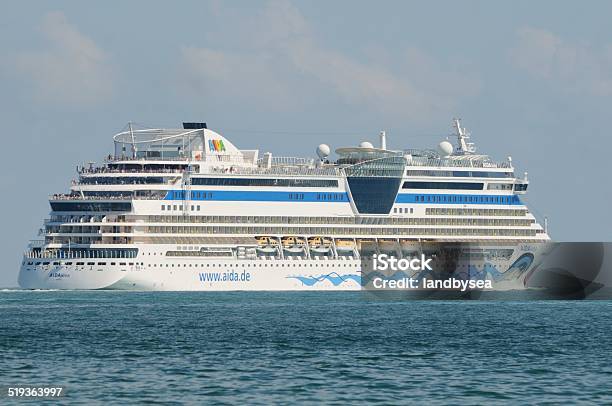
[287, 273, 361, 286]
[287, 253, 535, 287]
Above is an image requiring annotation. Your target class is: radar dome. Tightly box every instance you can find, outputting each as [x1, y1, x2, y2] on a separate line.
[438, 141, 453, 156]
[359, 141, 374, 149]
[316, 144, 331, 160]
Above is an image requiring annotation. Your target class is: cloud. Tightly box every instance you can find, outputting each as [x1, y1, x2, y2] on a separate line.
[179, 0, 481, 121]
[14, 12, 114, 106]
[180, 47, 300, 111]
[509, 27, 612, 96]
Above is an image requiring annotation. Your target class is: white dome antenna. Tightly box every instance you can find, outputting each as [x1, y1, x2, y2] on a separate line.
[316, 144, 330, 161]
[438, 141, 453, 157]
[359, 141, 374, 149]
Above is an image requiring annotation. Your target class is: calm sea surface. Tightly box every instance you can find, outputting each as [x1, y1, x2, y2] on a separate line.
[1, 291, 611, 404]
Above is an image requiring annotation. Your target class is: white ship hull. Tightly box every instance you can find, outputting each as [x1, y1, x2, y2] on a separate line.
[19, 244, 549, 291]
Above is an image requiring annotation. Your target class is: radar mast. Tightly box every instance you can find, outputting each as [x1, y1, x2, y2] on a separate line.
[452, 118, 476, 155]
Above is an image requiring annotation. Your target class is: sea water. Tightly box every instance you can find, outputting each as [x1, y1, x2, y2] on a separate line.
[1, 291, 611, 404]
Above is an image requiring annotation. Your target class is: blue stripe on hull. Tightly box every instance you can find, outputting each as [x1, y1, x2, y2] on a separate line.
[163, 190, 521, 205]
[395, 193, 522, 205]
[164, 190, 349, 202]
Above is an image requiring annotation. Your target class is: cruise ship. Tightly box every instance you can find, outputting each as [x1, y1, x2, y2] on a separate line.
[19, 119, 551, 290]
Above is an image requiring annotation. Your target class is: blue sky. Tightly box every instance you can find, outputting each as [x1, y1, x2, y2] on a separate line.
[1, 1, 611, 285]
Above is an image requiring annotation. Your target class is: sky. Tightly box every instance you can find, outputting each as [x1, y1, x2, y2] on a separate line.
[1, 0, 611, 286]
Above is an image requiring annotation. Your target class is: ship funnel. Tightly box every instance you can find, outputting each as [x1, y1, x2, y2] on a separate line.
[183, 122, 207, 129]
[380, 131, 387, 150]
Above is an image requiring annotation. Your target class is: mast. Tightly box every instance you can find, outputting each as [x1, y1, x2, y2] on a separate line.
[129, 122, 137, 158]
[453, 118, 476, 155]
[379, 131, 387, 150]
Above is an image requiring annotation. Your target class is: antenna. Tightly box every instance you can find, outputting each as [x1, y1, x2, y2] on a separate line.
[452, 118, 476, 155]
[128, 122, 137, 158]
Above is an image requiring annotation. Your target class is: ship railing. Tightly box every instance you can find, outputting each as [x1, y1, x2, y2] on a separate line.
[79, 167, 185, 175]
[206, 165, 341, 177]
[256, 156, 315, 166]
[73, 177, 181, 186]
[50, 194, 133, 201]
[106, 154, 249, 163]
[50, 193, 170, 201]
[405, 155, 512, 169]
[24, 249, 137, 259]
[48, 215, 117, 223]
[28, 240, 45, 249]
[105, 156, 192, 163]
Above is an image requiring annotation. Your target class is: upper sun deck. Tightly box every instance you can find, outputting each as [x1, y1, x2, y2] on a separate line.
[100, 120, 514, 178]
[112, 123, 257, 165]
[403, 150, 513, 170]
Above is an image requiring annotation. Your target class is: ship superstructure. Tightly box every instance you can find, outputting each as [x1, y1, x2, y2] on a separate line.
[19, 120, 550, 290]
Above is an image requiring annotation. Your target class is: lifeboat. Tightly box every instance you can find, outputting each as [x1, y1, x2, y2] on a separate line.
[256, 236, 278, 254]
[308, 236, 331, 255]
[335, 239, 355, 252]
[282, 236, 305, 254]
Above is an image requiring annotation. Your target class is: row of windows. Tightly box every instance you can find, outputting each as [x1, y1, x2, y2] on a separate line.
[162, 204, 201, 212]
[135, 191, 169, 199]
[78, 176, 167, 185]
[49, 214, 128, 223]
[191, 177, 338, 188]
[8, 260, 355, 269]
[146, 217, 533, 232]
[81, 191, 134, 198]
[165, 191, 347, 201]
[413, 195, 519, 204]
[416, 218, 533, 226]
[161, 194, 340, 208]
[403, 181, 484, 190]
[144, 214, 530, 225]
[26, 262, 362, 271]
[24, 248, 138, 259]
[56, 191, 167, 200]
[149, 262, 359, 268]
[514, 184, 528, 191]
[46, 214, 534, 236]
[166, 251, 233, 257]
[487, 183, 514, 191]
[426, 208, 527, 217]
[107, 163, 189, 171]
[26, 261, 137, 266]
[46, 226, 104, 233]
[46, 217, 534, 237]
[46, 237, 104, 245]
[144, 225, 537, 237]
[317, 193, 345, 201]
[393, 207, 414, 214]
[49, 212, 532, 232]
[406, 170, 514, 178]
[168, 191, 213, 200]
[51, 202, 132, 212]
